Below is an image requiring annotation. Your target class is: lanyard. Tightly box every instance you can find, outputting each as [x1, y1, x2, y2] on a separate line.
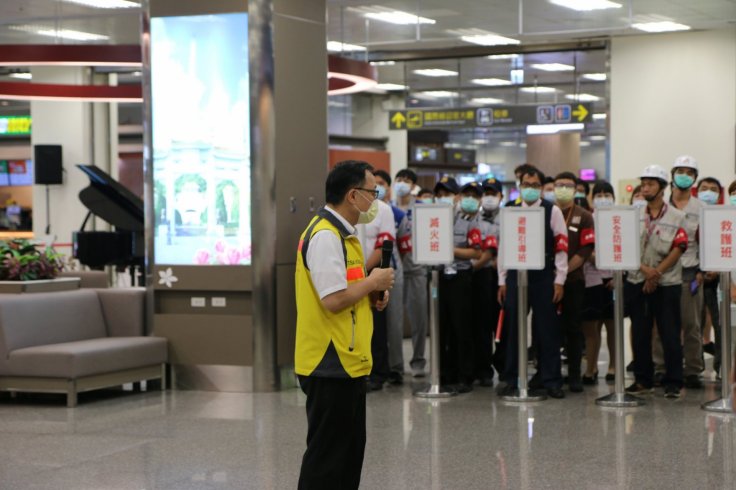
[643, 203, 667, 250]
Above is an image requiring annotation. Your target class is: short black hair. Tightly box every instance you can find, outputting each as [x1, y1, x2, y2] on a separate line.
[373, 169, 391, 186]
[576, 178, 590, 195]
[395, 168, 417, 184]
[520, 167, 545, 183]
[592, 180, 615, 198]
[326, 160, 373, 205]
[629, 184, 642, 204]
[542, 176, 554, 185]
[418, 187, 433, 196]
[697, 176, 722, 192]
[514, 163, 537, 177]
[554, 171, 578, 183]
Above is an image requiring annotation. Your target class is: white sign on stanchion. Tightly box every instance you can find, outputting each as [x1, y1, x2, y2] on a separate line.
[412, 203, 455, 399]
[498, 206, 545, 402]
[700, 205, 736, 413]
[498, 207, 545, 271]
[595, 206, 641, 270]
[594, 206, 643, 408]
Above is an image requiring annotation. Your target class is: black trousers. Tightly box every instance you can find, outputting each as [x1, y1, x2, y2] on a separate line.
[703, 286, 721, 373]
[297, 375, 367, 490]
[628, 282, 684, 388]
[560, 279, 585, 379]
[472, 266, 499, 379]
[503, 268, 562, 388]
[439, 269, 475, 385]
[369, 308, 390, 383]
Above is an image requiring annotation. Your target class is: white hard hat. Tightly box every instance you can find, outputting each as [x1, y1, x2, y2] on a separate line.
[640, 164, 669, 182]
[673, 155, 698, 171]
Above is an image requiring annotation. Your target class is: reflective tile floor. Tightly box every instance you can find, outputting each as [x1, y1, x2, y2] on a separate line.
[0, 353, 734, 489]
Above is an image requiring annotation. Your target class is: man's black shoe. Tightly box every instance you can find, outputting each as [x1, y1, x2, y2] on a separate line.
[568, 377, 584, 393]
[387, 372, 403, 386]
[684, 375, 703, 389]
[497, 384, 518, 397]
[367, 379, 384, 392]
[478, 377, 494, 387]
[456, 383, 473, 394]
[547, 387, 565, 399]
[703, 342, 716, 356]
[528, 373, 542, 390]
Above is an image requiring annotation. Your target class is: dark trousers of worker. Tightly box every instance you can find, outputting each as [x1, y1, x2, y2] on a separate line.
[628, 282, 684, 388]
[560, 279, 585, 380]
[369, 307, 390, 383]
[297, 375, 367, 490]
[439, 269, 475, 385]
[703, 286, 722, 374]
[472, 266, 499, 380]
[503, 268, 562, 389]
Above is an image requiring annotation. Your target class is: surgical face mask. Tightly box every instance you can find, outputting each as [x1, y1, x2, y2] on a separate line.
[673, 173, 695, 189]
[353, 191, 379, 224]
[416, 198, 433, 204]
[555, 187, 575, 204]
[575, 191, 586, 199]
[375, 184, 386, 201]
[632, 198, 647, 208]
[460, 196, 480, 214]
[543, 190, 556, 203]
[394, 181, 411, 197]
[437, 196, 455, 206]
[593, 196, 614, 208]
[481, 195, 501, 211]
[730, 195, 736, 206]
[520, 188, 541, 203]
[698, 190, 718, 205]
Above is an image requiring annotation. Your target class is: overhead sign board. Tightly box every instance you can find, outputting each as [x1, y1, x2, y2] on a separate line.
[0, 116, 31, 135]
[388, 103, 592, 130]
[412, 203, 454, 265]
[699, 206, 736, 272]
[595, 206, 641, 270]
[499, 207, 545, 270]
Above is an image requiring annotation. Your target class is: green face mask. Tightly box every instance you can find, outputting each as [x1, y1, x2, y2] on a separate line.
[354, 192, 379, 224]
[555, 187, 575, 203]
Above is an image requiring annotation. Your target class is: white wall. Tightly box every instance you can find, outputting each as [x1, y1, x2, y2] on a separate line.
[350, 94, 407, 178]
[611, 28, 736, 191]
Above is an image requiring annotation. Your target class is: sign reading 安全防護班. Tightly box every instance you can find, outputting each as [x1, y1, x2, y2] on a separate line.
[388, 103, 592, 130]
[699, 206, 736, 272]
[594, 207, 641, 271]
[499, 207, 546, 271]
[412, 203, 454, 265]
[0, 116, 31, 135]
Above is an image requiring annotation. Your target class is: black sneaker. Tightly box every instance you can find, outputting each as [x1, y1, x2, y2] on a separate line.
[455, 383, 473, 394]
[703, 342, 716, 356]
[367, 379, 384, 392]
[664, 385, 681, 399]
[387, 372, 403, 386]
[625, 382, 653, 395]
[528, 373, 543, 390]
[568, 377, 584, 393]
[684, 375, 703, 389]
[496, 384, 518, 397]
[547, 387, 565, 399]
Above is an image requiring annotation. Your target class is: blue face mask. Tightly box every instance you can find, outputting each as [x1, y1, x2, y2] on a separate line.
[437, 196, 455, 206]
[543, 191, 556, 202]
[416, 198, 433, 204]
[460, 196, 480, 214]
[375, 185, 386, 201]
[574, 191, 586, 199]
[674, 173, 694, 189]
[698, 190, 718, 205]
[521, 188, 541, 202]
[730, 195, 736, 206]
[393, 182, 411, 197]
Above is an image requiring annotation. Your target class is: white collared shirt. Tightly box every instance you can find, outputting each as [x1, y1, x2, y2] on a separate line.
[306, 206, 356, 300]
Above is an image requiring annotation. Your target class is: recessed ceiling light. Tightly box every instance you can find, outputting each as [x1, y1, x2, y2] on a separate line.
[582, 73, 607, 81]
[549, 0, 622, 11]
[499, 141, 517, 147]
[592, 113, 607, 120]
[589, 135, 607, 141]
[527, 123, 584, 134]
[370, 61, 396, 66]
[327, 41, 367, 52]
[531, 63, 575, 72]
[9, 25, 110, 41]
[565, 93, 601, 101]
[470, 97, 505, 105]
[470, 139, 488, 145]
[8, 72, 32, 80]
[632, 21, 691, 33]
[413, 68, 458, 77]
[415, 90, 459, 98]
[579, 141, 591, 147]
[375, 83, 407, 91]
[461, 34, 520, 46]
[487, 54, 521, 60]
[328, 101, 348, 108]
[61, 0, 139, 8]
[131, 71, 142, 77]
[364, 10, 435, 25]
[471, 78, 512, 86]
[520, 86, 557, 93]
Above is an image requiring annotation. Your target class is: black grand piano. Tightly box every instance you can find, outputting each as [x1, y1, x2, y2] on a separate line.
[73, 164, 145, 283]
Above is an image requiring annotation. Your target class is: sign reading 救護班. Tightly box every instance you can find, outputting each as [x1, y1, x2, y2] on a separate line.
[499, 207, 545, 270]
[699, 206, 736, 272]
[411, 203, 454, 265]
[594, 207, 641, 270]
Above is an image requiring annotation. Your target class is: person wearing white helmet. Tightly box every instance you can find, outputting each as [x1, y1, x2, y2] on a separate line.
[650, 155, 705, 389]
[625, 164, 688, 399]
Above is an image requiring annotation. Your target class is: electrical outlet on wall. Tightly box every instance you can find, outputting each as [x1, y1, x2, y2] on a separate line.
[191, 297, 206, 307]
[212, 297, 227, 307]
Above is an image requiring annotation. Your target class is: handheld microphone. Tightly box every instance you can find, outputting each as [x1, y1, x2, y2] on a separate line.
[379, 240, 393, 300]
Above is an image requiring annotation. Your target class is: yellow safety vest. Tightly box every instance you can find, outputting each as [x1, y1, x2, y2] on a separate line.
[294, 208, 373, 378]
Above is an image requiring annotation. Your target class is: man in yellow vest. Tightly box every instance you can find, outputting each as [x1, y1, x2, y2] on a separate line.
[295, 160, 395, 490]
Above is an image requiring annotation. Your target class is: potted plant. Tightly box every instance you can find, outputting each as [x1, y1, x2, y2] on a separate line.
[0, 239, 74, 293]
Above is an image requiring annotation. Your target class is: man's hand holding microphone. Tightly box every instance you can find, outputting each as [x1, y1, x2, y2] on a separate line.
[369, 241, 395, 311]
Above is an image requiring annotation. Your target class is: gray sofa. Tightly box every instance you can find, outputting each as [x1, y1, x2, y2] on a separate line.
[0, 288, 167, 407]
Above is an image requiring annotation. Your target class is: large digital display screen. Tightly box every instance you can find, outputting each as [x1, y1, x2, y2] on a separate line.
[0, 160, 33, 186]
[151, 13, 251, 265]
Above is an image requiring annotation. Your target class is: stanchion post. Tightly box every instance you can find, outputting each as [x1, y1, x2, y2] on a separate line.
[501, 269, 546, 402]
[597, 271, 644, 407]
[702, 271, 733, 413]
[415, 269, 456, 398]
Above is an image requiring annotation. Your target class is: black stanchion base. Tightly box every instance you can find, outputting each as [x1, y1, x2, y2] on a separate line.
[596, 392, 645, 408]
[501, 388, 547, 402]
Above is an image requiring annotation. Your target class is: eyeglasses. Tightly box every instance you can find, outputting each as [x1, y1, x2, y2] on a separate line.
[354, 187, 379, 199]
[519, 183, 541, 190]
[554, 183, 576, 190]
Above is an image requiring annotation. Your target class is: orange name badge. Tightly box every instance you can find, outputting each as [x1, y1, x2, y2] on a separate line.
[346, 266, 365, 282]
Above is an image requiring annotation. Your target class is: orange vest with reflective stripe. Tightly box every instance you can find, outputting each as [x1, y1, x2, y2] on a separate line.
[294, 209, 373, 378]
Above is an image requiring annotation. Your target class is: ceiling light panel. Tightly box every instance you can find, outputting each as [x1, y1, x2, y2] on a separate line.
[8, 73, 32, 80]
[582, 73, 607, 81]
[415, 90, 459, 98]
[375, 83, 407, 90]
[592, 113, 607, 120]
[565, 93, 600, 101]
[470, 97, 505, 105]
[413, 68, 458, 77]
[471, 78, 512, 86]
[549, 0, 622, 11]
[520, 86, 557, 93]
[447, 28, 520, 46]
[632, 21, 691, 33]
[9, 25, 110, 41]
[487, 54, 521, 60]
[327, 41, 367, 52]
[531, 63, 575, 72]
[60, 0, 140, 8]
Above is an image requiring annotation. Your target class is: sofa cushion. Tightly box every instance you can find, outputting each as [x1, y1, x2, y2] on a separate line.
[96, 288, 146, 337]
[7, 337, 167, 378]
[0, 290, 107, 355]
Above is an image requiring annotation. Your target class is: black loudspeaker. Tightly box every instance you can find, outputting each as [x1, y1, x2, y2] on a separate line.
[34, 144, 63, 185]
